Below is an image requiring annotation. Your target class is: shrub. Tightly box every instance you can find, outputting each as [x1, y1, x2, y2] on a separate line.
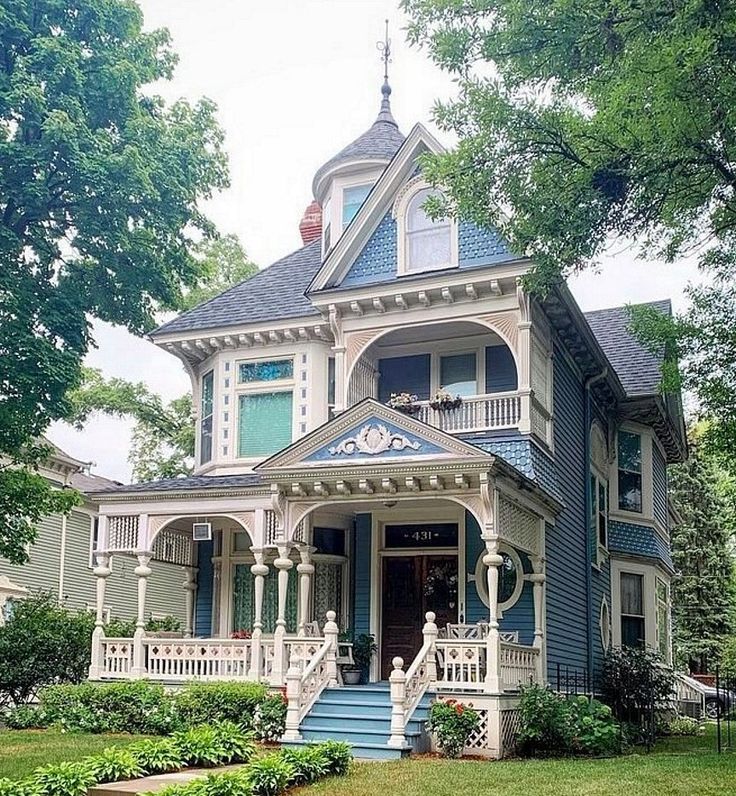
[427, 698, 481, 758]
[516, 685, 621, 758]
[663, 715, 703, 736]
[2, 704, 48, 729]
[174, 682, 268, 731]
[254, 693, 287, 742]
[32, 762, 97, 796]
[0, 593, 94, 707]
[246, 755, 293, 796]
[127, 738, 183, 775]
[210, 721, 256, 764]
[315, 741, 352, 777]
[280, 747, 328, 786]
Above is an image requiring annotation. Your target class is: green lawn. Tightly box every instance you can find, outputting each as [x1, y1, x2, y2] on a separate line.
[0, 730, 150, 781]
[304, 726, 734, 796]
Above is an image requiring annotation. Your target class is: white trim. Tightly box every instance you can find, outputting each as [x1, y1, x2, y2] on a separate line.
[610, 422, 654, 522]
[472, 544, 525, 617]
[599, 596, 611, 653]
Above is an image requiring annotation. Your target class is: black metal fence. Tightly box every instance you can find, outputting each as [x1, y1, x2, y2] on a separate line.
[715, 667, 735, 754]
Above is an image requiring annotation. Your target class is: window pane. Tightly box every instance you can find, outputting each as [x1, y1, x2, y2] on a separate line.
[200, 371, 214, 465]
[238, 391, 293, 457]
[618, 471, 643, 512]
[327, 357, 335, 407]
[498, 552, 518, 604]
[342, 184, 372, 227]
[407, 189, 439, 231]
[620, 572, 643, 616]
[618, 431, 642, 472]
[440, 353, 477, 397]
[238, 359, 293, 383]
[407, 228, 451, 271]
[621, 616, 645, 648]
[313, 527, 345, 556]
[314, 561, 342, 627]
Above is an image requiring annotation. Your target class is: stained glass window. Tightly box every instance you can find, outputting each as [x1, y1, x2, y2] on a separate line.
[238, 359, 293, 383]
[314, 561, 343, 627]
[232, 563, 297, 634]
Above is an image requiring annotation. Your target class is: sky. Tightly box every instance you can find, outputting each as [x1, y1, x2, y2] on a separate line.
[47, 0, 699, 482]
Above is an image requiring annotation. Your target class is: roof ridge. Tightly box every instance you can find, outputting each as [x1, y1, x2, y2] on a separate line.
[583, 298, 671, 316]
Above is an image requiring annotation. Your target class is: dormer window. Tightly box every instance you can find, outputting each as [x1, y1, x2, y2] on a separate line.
[394, 179, 458, 276]
[342, 184, 372, 228]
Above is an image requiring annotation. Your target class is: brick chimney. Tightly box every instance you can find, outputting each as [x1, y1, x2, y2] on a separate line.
[299, 200, 322, 245]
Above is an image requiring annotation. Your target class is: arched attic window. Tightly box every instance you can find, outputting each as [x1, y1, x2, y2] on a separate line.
[394, 180, 458, 276]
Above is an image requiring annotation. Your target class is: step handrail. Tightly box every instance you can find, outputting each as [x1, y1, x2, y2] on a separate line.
[282, 611, 339, 741]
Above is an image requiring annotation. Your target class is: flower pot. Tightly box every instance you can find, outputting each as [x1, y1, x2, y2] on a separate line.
[342, 668, 362, 685]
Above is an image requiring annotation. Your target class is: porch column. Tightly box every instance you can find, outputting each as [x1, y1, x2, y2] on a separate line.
[183, 566, 197, 638]
[131, 553, 152, 677]
[272, 545, 293, 684]
[297, 546, 315, 635]
[530, 555, 546, 684]
[88, 553, 111, 679]
[249, 549, 268, 680]
[483, 539, 503, 693]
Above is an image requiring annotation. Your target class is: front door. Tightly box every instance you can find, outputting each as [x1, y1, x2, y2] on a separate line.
[380, 555, 458, 679]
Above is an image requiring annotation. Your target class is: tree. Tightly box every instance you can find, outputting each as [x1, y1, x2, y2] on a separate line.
[68, 368, 194, 482]
[402, 0, 736, 463]
[0, 0, 228, 561]
[179, 234, 257, 311]
[669, 430, 736, 673]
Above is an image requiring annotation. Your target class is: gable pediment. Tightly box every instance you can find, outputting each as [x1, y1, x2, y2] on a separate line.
[255, 399, 490, 473]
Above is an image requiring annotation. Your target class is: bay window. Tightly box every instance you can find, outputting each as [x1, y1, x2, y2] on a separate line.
[200, 370, 214, 465]
[236, 358, 294, 458]
[620, 572, 645, 648]
[656, 578, 671, 661]
[617, 431, 643, 513]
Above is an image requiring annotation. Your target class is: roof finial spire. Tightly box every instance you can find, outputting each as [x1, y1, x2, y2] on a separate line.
[375, 19, 397, 127]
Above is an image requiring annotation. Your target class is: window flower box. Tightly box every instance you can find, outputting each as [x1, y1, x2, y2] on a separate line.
[429, 389, 463, 412]
[387, 392, 420, 415]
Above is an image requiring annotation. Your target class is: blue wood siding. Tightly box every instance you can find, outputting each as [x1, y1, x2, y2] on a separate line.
[378, 354, 430, 402]
[485, 345, 518, 393]
[545, 345, 590, 679]
[652, 443, 668, 530]
[353, 513, 372, 636]
[464, 511, 534, 644]
[194, 539, 214, 637]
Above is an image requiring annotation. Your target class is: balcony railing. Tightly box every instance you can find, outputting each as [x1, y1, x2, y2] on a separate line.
[415, 392, 521, 434]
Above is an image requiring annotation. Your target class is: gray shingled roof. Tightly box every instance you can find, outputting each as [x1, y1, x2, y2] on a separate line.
[91, 473, 263, 495]
[71, 471, 123, 493]
[311, 90, 405, 198]
[584, 300, 671, 396]
[152, 241, 322, 337]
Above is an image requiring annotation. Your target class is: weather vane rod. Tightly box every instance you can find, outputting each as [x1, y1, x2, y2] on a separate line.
[377, 19, 391, 83]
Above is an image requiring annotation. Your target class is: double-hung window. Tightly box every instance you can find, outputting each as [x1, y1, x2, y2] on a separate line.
[200, 370, 214, 465]
[618, 431, 643, 513]
[590, 474, 608, 551]
[620, 572, 645, 648]
[342, 184, 372, 228]
[236, 359, 294, 458]
[406, 188, 451, 272]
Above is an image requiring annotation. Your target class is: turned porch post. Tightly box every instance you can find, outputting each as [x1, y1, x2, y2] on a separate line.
[272, 544, 293, 684]
[183, 566, 197, 638]
[531, 555, 546, 684]
[88, 552, 111, 679]
[131, 553, 152, 677]
[249, 549, 268, 679]
[483, 539, 503, 693]
[297, 546, 315, 635]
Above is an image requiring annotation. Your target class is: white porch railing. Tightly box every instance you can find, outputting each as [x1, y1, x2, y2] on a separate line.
[499, 642, 539, 690]
[434, 638, 541, 692]
[283, 612, 339, 740]
[100, 638, 133, 678]
[415, 392, 521, 434]
[143, 638, 253, 681]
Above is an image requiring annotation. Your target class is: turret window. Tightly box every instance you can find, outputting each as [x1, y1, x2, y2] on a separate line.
[342, 184, 372, 228]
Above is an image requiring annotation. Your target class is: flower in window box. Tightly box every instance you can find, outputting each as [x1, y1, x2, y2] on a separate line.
[429, 388, 463, 412]
[231, 629, 252, 639]
[386, 392, 420, 415]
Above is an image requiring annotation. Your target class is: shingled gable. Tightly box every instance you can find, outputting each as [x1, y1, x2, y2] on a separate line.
[150, 239, 322, 338]
[306, 123, 446, 294]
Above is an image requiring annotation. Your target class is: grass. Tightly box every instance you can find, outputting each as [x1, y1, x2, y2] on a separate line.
[304, 725, 736, 796]
[0, 730, 150, 781]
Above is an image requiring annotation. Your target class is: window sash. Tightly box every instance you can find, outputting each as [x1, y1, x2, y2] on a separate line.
[237, 391, 293, 458]
[200, 370, 214, 464]
[406, 226, 451, 271]
[342, 184, 372, 228]
[620, 572, 644, 616]
[440, 353, 477, 397]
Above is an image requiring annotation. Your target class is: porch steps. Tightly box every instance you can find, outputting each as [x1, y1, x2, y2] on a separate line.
[281, 684, 433, 760]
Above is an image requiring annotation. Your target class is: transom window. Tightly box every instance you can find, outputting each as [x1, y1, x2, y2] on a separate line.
[620, 572, 645, 648]
[406, 188, 452, 272]
[440, 353, 477, 397]
[342, 184, 372, 228]
[618, 430, 643, 512]
[238, 359, 293, 383]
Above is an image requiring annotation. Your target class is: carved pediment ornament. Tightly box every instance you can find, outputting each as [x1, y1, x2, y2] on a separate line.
[329, 423, 421, 457]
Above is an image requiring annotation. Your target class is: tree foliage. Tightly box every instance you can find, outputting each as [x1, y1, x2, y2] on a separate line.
[668, 429, 736, 672]
[0, 0, 228, 559]
[403, 0, 736, 463]
[67, 368, 194, 482]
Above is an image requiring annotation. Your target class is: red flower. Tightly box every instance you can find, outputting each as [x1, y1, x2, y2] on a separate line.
[456, 705, 464, 715]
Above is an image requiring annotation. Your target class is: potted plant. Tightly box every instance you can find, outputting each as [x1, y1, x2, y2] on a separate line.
[145, 615, 183, 638]
[342, 633, 377, 685]
[386, 392, 420, 415]
[429, 388, 463, 412]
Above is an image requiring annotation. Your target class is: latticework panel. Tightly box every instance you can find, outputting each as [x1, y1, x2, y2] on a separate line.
[291, 518, 306, 544]
[500, 709, 521, 755]
[498, 496, 539, 554]
[107, 515, 139, 552]
[265, 511, 280, 544]
[152, 527, 194, 566]
[464, 709, 490, 751]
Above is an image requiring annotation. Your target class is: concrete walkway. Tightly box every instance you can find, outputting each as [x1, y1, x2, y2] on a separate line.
[89, 765, 246, 796]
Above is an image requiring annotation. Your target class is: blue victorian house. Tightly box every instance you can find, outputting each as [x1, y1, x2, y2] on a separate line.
[88, 74, 685, 758]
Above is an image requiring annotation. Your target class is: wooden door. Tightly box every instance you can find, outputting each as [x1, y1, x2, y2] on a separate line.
[380, 555, 458, 679]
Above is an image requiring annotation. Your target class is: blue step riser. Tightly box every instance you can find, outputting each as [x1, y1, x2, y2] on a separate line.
[307, 700, 429, 719]
[280, 740, 407, 761]
[303, 715, 426, 733]
[300, 730, 424, 754]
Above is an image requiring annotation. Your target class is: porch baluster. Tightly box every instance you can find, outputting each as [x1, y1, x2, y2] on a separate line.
[324, 610, 339, 686]
[297, 546, 315, 636]
[249, 549, 268, 680]
[483, 541, 503, 693]
[132, 553, 152, 677]
[88, 553, 111, 679]
[272, 545, 293, 685]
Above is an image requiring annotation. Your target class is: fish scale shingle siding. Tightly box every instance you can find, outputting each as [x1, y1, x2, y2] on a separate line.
[545, 345, 590, 679]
